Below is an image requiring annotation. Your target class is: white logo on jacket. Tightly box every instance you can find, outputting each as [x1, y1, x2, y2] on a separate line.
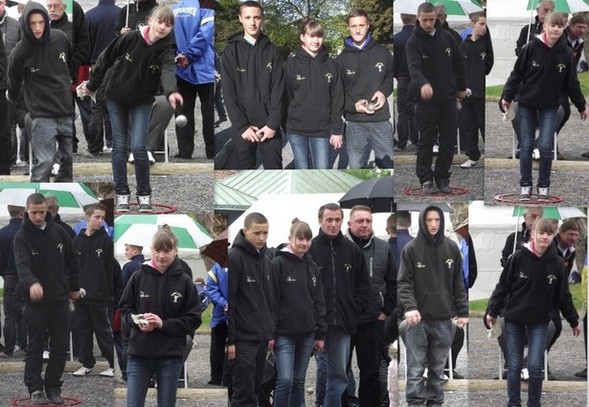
[445, 48, 451, 56]
[445, 259, 453, 269]
[140, 291, 150, 298]
[416, 261, 426, 268]
[325, 72, 333, 83]
[171, 291, 183, 303]
[287, 276, 296, 282]
[95, 249, 103, 257]
[375, 62, 384, 72]
[296, 74, 306, 81]
[57, 243, 63, 253]
[59, 52, 66, 63]
[247, 276, 257, 283]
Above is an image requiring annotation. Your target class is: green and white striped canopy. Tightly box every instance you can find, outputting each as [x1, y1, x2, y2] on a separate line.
[527, 0, 589, 13]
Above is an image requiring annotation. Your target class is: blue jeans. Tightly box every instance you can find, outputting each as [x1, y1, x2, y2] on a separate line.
[287, 133, 330, 169]
[345, 121, 394, 168]
[30, 116, 73, 182]
[518, 105, 558, 188]
[505, 319, 547, 407]
[126, 356, 183, 407]
[107, 100, 152, 195]
[404, 319, 455, 406]
[274, 333, 315, 406]
[314, 327, 350, 407]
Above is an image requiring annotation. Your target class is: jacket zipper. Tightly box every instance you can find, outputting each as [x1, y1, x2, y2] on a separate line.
[330, 239, 337, 326]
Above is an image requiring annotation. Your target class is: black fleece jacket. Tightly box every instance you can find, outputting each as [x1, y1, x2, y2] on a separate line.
[119, 257, 202, 359]
[73, 227, 114, 305]
[460, 33, 494, 100]
[14, 212, 79, 304]
[86, 28, 177, 105]
[227, 230, 274, 345]
[222, 33, 285, 137]
[284, 46, 344, 138]
[503, 34, 586, 112]
[487, 242, 579, 328]
[114, 0, 157, 35]
[271, 247, 327, 340]
[397, 206, 468, 320]
[336, 34, 394, 122]
[308, 230, 370, 335]
[7, 2, 74, 118]
[406, 19, 466, 103]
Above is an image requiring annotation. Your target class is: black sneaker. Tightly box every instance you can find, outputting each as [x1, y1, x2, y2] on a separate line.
[46, 389, 64, 404]
[421, 181, 438, 195]
[30, 390, 50, 405]
[519, 186, 532, 201]
[436, 179, 452, 194]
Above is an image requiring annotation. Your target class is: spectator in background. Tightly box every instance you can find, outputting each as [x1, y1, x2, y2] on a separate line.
[0, 0, 10, 175]
[45, 194, 76, 239]
[205, 262, 229, 386]
[122, 243, 145, 285]
[501, 207, 543, 267]
[515, 0, 555, 56]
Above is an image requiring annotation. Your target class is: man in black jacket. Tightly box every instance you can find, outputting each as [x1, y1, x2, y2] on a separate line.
[14, 193, 81, 405]
[221, 1, 284, 169]
[406, 2, 466, 195]
[309, 203, 370, 407]
[227, 212, 274, 406]
[344, 205, 396, 406]
[500, 206, 543, 267]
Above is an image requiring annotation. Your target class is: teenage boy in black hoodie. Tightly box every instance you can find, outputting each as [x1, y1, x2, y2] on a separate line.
[221, 1, 284, 169]
[14, 193, 81, 405]
[227, 212, 274, 406]
[397, 205, 468, 406]
[336, 8, 394, 169]
[6, 1, 75, 182]
[406, 2, 466, 195]
[72, 203, 115, 378]
[458, 12, 494, 169]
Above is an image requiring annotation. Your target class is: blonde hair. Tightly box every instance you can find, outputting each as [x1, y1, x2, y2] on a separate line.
[289, 218, 313, 240]
[150, 5, 174, 26]
[152, 224, 178, 251]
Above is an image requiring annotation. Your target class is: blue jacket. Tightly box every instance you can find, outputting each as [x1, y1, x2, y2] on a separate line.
[122, 254, 145, 286]
[172, 0, 215, 85]
[205, 262, 228, 328]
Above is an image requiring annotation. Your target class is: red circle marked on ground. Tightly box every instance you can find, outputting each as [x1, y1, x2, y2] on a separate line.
[115, 202, 178, 215]
[10, 396, 82, 406]
[494, 193, 564, 205]
[403, 186, 469, 196]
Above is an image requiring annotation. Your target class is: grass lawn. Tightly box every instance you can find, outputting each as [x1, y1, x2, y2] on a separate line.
[486, 71, 589, 100]
[470, 281, 585, 316]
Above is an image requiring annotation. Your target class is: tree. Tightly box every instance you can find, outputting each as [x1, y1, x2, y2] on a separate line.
[353, 0, 393, 45]
[215, 0, 242, 53]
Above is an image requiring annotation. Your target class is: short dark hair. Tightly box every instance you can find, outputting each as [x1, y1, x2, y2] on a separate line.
[418, 2, 436, 15]
[470, 11, 486, 23]
[7, 205, 25, 217]
[400, 13, 416, 24]
[244, 212, 268, 228]
[84, 202, 106, 217]
[239, 1, 263, 16]
[386, 214, 396, 233]
[26, 193, 47, 207]
[318, 203, 343, 220]
[396, 211, 412, 228]
[559, 219, 580, 233]
[347, 8, 369, 24]
[569, 13, 588, 26]
[350, 205, 372, 218]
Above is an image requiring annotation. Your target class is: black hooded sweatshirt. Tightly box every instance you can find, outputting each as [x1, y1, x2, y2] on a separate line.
[227, 230, 274, 345]
[503, 34, 586, 112]
[406, 19, 466, 104]
[86, 26, 177, 105]
[73, 227, 114, 305]
[308, 229, 370, 335]
[271, 246, 327, 340]
[460, 32, 494, 101]
[221, 33, 285, 136]
[7, 2, 74, 118]
[119, 257, 202, 359]
[284, 46, 344, 138]
[397, 206, 467, 320]
[335, 34, 394, 122]
[14, 211, 79, 304]
[488, 241, 579, 328]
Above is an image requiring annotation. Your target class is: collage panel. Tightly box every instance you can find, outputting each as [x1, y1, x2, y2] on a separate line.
[392, 1, 486, 200]
[467, 202, 587, 407]
[0, 182, 115, 405]
[485, 0, 589, 205]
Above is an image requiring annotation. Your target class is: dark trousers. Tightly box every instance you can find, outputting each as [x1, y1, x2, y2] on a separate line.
[176, 78, 215, 157]
[210, 321, 228, 384]
[444, 325, 464, 373]
[24, 301, 70, 394]
[415, 101, 457, 184]
[214, 79, 227, 119]
[459, 100, 485, 161]
[73, 303, 114, 368]
[3, 277, 26, 354]
[229, 131, 282, 169]
[89, 95, 112, 152]
[395, 78, 417, 148]
[228, 341, 267, 406]
[348, 320, 385, 407]
[75, 96, 92, 151]
[0, 89, 12, 174]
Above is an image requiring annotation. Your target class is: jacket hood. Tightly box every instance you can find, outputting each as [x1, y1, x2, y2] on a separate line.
[22, 1, 50, 44]
[79, 225, 108, 239]
[22, 210, 55, 231]
[293, 45, 329, 62]
[343, 33, 376, 52]
[143, 256, 186, 277]
[227, 31, 272, 49]
[274, 243, 311, 263]
[417, 205, 445, 244]
[522, 239, 559, 259]
[536, 31, 568, 51]
[415, 18, 442, 37]
[231, 229, 267, 257]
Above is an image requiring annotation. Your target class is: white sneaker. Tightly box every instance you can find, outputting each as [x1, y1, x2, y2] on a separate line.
[128, 153, 134, 163]
[460, 159, 478, 168]
[532, 148, 540, 160]
[433, 144, 439, 154]
[521, 368, 530, 381]
[51, 163, 60, 176]
[73, 366, 92, 376]
[43, 350, 50, 360]
[148, 151, 155, 165]
[99, 368, 114, 377]
[103, 146, 112, 153]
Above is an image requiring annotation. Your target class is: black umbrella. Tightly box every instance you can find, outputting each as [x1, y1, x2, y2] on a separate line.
[339, 177, 394, 213]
